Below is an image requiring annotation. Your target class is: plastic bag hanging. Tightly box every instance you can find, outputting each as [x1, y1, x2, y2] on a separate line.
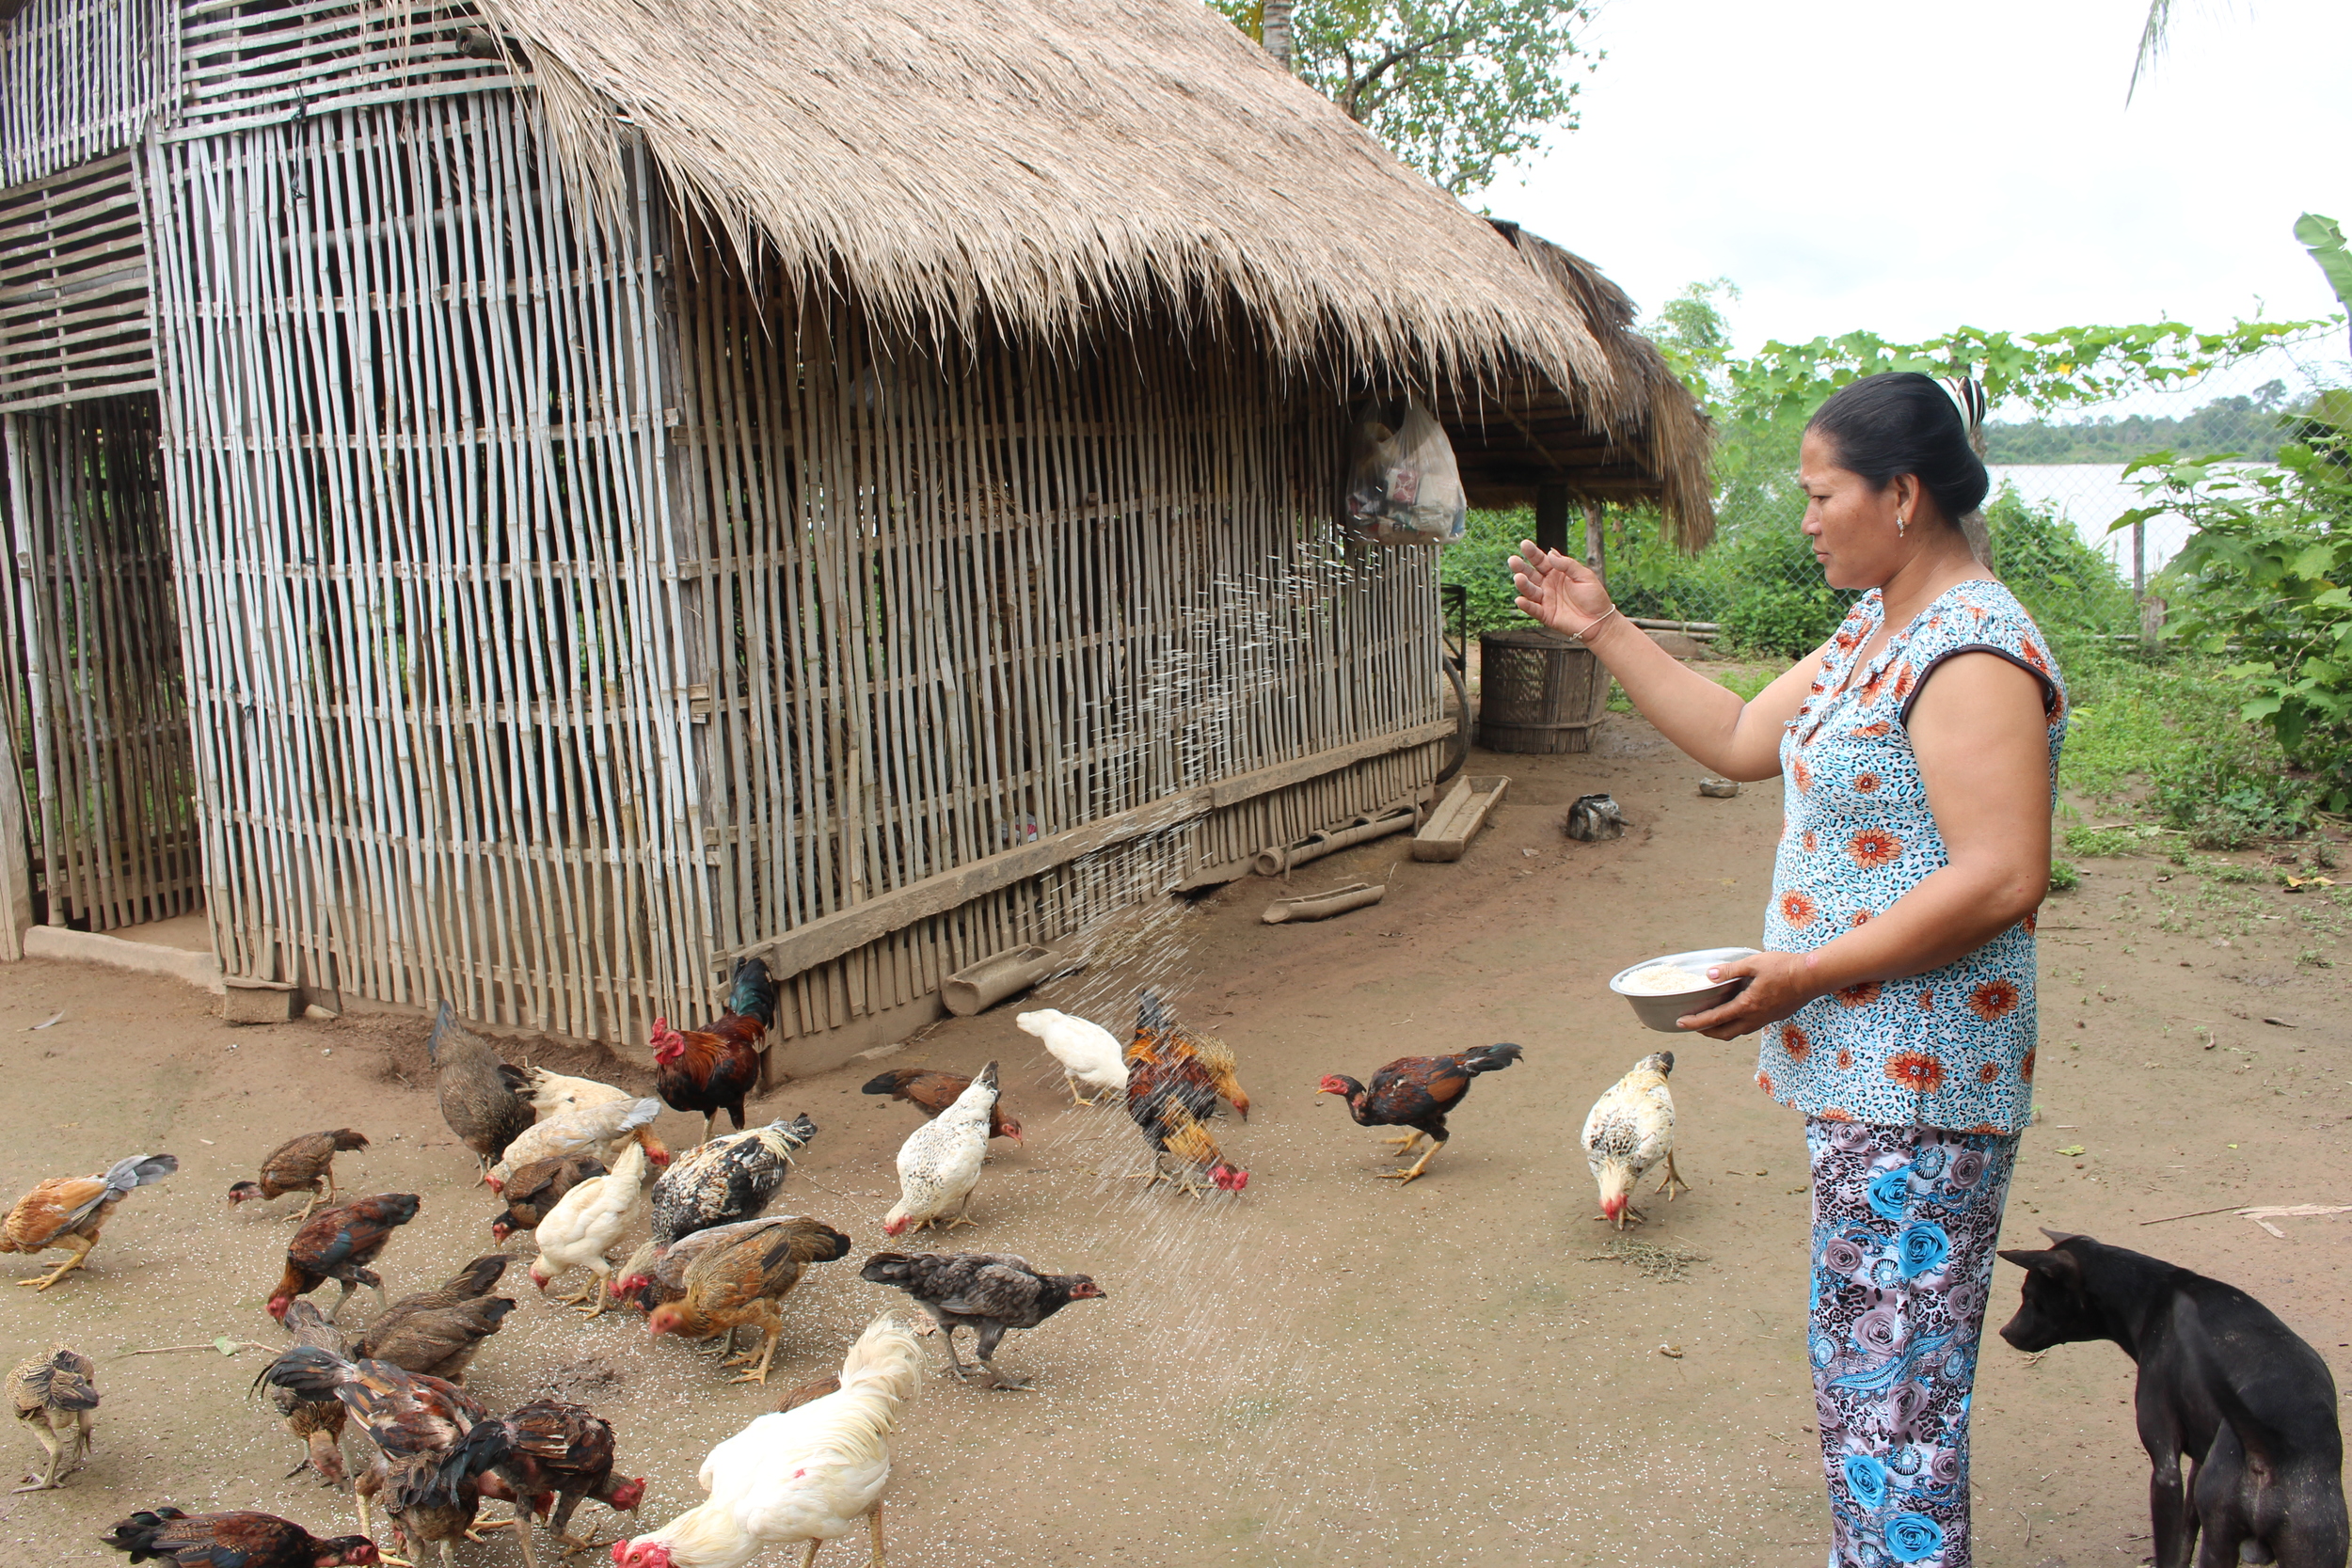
[1343, 401, 1468, 546]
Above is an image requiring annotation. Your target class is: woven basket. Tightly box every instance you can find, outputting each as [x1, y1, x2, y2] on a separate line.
[1477, 628, 1610, 753]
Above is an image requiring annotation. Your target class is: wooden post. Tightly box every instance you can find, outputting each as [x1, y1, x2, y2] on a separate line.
[1582, 499, 1605, 575]
[1534, 483, 1569, 558]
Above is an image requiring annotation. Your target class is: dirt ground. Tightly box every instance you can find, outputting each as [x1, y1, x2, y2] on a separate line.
[0, 707, 2344, 1568]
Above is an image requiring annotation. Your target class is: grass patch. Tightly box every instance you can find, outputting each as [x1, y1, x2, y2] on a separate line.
[2047, 859, 2080, 893]
[2064, 825, 2145, 860]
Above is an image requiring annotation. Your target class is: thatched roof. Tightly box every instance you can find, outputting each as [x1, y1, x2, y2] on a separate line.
[477, 0, 1711, 525]
[1436, 222, 1717, 550]
[480, 0, 1613, 385]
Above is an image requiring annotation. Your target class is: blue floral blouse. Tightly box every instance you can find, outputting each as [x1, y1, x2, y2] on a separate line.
[1756, 580, 2066, 1134]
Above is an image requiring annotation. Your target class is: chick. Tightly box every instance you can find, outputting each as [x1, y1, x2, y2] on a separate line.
[882, 1063, 996, 1237]
[8, 1347, 96, 1491]
[529, 1141, 655, 1315]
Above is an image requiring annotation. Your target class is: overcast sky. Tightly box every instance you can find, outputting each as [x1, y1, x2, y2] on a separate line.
[1491, 0, 2352, 356]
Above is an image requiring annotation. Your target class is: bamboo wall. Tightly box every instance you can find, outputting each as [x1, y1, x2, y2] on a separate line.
[673, 251, 1443, 1042]
[0, 0, 178, 187]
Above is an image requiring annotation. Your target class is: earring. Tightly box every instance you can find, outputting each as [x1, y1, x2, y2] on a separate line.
[1896, 514, 1907, 538]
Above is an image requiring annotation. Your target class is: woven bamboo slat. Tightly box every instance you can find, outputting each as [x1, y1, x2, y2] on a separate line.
[0, 0, 180, 188]
[0, 150, 155, 411]
[173, 0, 512, 134]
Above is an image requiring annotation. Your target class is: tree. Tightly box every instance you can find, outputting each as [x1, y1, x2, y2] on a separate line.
[1212, 0, 1598, 196]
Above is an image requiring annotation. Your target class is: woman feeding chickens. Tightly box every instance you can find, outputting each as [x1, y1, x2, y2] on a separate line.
[1511, 372, 2062, 1568]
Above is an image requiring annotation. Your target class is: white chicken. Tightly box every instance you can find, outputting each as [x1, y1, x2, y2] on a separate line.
[1015, 1009, 1126, 1106]
[1582, 1051, 1690, 1228]
[612, 1314, 920, 1568]
[513, 1063, 631, 1121]
[882, 1062, 995, 1238]
[487, 1096, 668, 1191]
[528, 1139, 654, 1314]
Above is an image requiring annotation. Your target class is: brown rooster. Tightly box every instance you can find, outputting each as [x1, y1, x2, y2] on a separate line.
[1319, 1042, 1524, 1183]
[228, 1131, 370, 1222]
[1129, 990, 1250, 1118]
[0, 1153, 177, 1291]
[266, 1301, 350, 1485]
[429, 1003, 533, 1177]
[644, 1216, 852, 1386]
[440, 1398, 645, 1557]
[267, 1194, 421, 1323]
[862, 1068, 1025, 1142]
[486, 1154, 604, 1244]
[652, 958, 774, 1145]
[256, 1346, 485, 1548]
[101, 1508, 379, 1567]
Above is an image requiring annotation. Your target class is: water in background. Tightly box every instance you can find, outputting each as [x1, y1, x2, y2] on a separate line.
[1986, 463, 2197, 576]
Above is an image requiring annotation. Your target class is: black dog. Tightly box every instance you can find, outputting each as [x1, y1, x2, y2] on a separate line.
[1999, 1230, 2347, 1568]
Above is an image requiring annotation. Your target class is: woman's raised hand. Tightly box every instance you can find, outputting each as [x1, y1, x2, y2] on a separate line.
[1509, 539, 1617, 640]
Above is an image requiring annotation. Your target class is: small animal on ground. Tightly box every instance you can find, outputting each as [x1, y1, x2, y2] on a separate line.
[267, 1193, 422, 1323]
[0, 1152, 178, 1291]
[1016, 1007, 1127, 1105]
[8, 1345, 97, 1491]
[429, 1002, 533, 1177]
[101, 1507, 380, 1566]
[228, 1130, 370, 1222]
[1318, 1044, 1521, 1183]
[863, 1068, 1024, 1143]
[859, 1251, 1104, 1391]
[1999, 1229, 2349, 1568]
[1582, 1051, 1690, 1228]
[883, 1062, 998, 1236]
[652, 956, 777, 1145]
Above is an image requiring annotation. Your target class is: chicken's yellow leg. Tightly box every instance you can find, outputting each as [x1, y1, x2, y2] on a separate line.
[730, 1322, 783, 1386]
[1379, 1131, 1424, 1149]
[12, 1423, 61, 1491]
[796, 1538, 823, 1568]
[1376, 1139, 1443, 1184]
[868, 1502, 887, 1568]
[19, 1233, 94, 1290]
[1653, 1151, 1692, 1202]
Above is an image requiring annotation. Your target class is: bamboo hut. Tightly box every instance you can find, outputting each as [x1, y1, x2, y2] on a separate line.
[0, 0, 1710, 1067]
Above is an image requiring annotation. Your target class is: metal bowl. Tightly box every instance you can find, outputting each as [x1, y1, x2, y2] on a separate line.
[1608, 946, 1761, 1034]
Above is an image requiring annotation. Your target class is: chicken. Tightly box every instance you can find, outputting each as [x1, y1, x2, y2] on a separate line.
[1124, 1066, 1247, 1196]
[102, 1508, 379, 1567]
[858, 1252, 1103, 1391]
[649, 1116, 818, 1250]
[353, 1292, 516, 1386]
[372, 1451, 497, 1568]
[429, 1002, 534, 1178]
[8, 1345, 96, 1491]
[267, 1301, 351, 1485]
[0, 1152, 177, 1291]
[365, 1253, 509, 1319]
[486, 1098, 668, 1194]
[487, 1155, 606, 1244]
[861, 1069, 1023, 1143]
[1015, 1008, 1126, 1106]
[771, 1375, 839, 1414]
[1129, 990, 1249, 1118]
[440, 1399, 644, 1558]
[882, 1062, 996, 1237]
[652, 958, 774, 1145]
[1582, 1050, 1689, 1228]
[268, 1194, 423, 1323]
[645, 1217, 852, 1386]
[612, 1314, 920, 1568]
[500, 1064, 630, 1122]
[1318, 1042, 1523, 1183]
[229, 1131, 371, 1222]
[528, 1141, 655, 1315]
[612, 1218, 780, 1325]
[255, 1347, 488, 1546]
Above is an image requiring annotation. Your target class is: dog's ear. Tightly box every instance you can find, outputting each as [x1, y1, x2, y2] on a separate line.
[1998, 1246, 2083, 1285]
[2038, 1227, 2090, 1246]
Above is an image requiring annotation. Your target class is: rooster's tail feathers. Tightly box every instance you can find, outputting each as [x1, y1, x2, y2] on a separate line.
[100, 1154, 177, 1195]
[254, 1344, 357, 1402]
[728, 958, 778, 1030]
[857, 1251, 919, 1287]
[835, 1313, 923, 1408]
[1136, 990, 1172, 1037]
[861, 1069, 914, 1097]
[327, 1130, 372, 1152]
[616, 1098, 664, 1133]
[1465, 1043, 1525, 1075]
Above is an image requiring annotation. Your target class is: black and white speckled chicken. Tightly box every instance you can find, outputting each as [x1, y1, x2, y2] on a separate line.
[648, 1116, 818, 1250]
[1582, 1051, 1688, 1228]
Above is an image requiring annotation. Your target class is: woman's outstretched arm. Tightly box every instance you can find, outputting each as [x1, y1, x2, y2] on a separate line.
[1509, 541, 1821, 781]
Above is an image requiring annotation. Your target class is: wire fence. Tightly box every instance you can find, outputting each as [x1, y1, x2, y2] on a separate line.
[1441, 343, 2352, 663]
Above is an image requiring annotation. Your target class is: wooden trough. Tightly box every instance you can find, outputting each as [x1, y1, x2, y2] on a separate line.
[1411, 775, 1509, 862]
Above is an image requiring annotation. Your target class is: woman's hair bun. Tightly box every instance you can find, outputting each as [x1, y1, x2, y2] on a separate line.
[1806, 372, 1990, 524]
